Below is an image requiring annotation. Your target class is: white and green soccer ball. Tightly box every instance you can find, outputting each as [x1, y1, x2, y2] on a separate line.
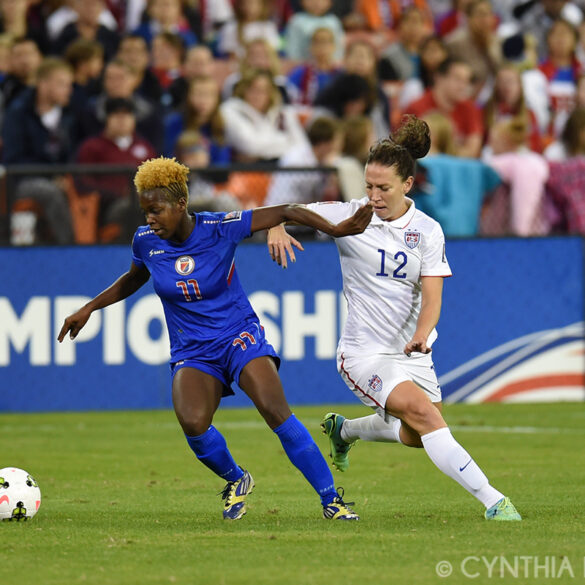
[0, 467, 41, 521]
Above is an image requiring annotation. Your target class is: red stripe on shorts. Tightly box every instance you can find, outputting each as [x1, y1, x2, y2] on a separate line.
[339, 353, 385, 410]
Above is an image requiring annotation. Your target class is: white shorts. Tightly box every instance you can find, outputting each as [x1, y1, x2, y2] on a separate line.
[337, 350, 442, 420]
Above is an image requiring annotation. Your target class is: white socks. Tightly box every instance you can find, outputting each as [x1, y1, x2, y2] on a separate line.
[340, 414, 402, 444]
[421, 427, 504, 509]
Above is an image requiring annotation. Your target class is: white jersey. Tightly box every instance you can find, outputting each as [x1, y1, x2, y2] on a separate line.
[306, 197, 452, 355]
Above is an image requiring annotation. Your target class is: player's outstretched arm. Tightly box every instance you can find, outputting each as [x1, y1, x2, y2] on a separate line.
[251, 203, 373, 238]
[57, 263, 150, 342]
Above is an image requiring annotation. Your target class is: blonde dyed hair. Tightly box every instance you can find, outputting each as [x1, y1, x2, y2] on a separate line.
[134, 157, 190, 202]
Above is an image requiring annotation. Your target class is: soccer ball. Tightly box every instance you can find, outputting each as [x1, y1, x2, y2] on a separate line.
[0, 467, 41, 521]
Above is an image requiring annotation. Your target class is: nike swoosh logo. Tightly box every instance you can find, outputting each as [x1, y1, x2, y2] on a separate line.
[459, 459, 472, 472]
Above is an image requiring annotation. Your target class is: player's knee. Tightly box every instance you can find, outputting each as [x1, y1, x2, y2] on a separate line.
[255, 399, 291, 429]
[177, 410, 213, 436]
[404, 400, 443, 433]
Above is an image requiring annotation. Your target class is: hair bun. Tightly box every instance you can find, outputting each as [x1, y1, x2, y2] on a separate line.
[392, 114, 431, 160]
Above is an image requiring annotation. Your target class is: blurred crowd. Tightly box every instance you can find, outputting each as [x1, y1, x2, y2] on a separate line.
[2, 0, 585, 244]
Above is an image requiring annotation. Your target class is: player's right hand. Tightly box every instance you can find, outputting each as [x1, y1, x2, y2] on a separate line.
[267, 224, 304, 269]
[57, 306, 92, 342]
[332, 202, 373, 237]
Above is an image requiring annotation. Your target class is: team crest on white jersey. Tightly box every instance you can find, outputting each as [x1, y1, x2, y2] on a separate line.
[368, 374, 383, 392]
[404, 230, 420, 249]
[175, 256, 195, 275]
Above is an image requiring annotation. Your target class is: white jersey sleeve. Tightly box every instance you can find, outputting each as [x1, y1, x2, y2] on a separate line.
[421, 223, 452, 277]
[305, 198, 367, 226]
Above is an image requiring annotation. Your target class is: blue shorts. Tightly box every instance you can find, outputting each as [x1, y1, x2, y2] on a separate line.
[170, 321, 280, 397]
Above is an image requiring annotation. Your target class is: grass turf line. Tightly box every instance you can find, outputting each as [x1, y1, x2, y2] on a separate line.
[1, 402, 584, 585]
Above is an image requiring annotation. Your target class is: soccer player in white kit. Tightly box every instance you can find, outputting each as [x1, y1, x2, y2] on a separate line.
[268, 115, 521, 521]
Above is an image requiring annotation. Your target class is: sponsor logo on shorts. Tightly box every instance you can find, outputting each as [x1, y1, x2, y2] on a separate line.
[175, 256, 195, 275]
[368, 374, 383, 392]
[404, 230, 420, 249]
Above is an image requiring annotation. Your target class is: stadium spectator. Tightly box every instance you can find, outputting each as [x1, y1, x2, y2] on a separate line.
[287, 27, 341, 107]
[347, 0, 433, 37]
[443, 0, 502, 104]
[414, 111, 501, 236]
[398, 34, 449, 110]
[333, 114, 376, 201]
[404, 56, 484, 158]
[538, 18, 582, 140]
[341, 38, 390, 138]
[52, 0, 121, 62]
[544, 105, 585, 160]
[546, 155, 585, 233]
[64, 39, 105, 110]
[221, 38, 299, 104]
[163, 74, 231, 163]
[58, 155, 368, 522]
[166, 43, 214, 110]
[196, 0, 234, 46]
[435, 0, 472, 38]
[117, 34, 163, 105]
[313, 72, 375, 122]
[132, 0, 198, 48]
[267, 114, 522, 522]
[0, 0, 49, 53]
[515, 0, 582, 61]
[482, 63, 544, 154]
[2, 57, 78, 244]
[2, 57, 78, 164]
[0, 37, 42, 109]
[264, 116, 341, 205]
[220, 69, 308, 162]
[500, 32, 551, 135]
[482, 117, 550, 235]
[45, 0, 118, 44]
[284, 0, 345, 62]
[378, 6, 430, 83]
[75, 96, 157, 237]
[149, 31, 185, 109]
[174, 129, 242, 212]
[216, 0, 281, 59]
[78, 58, 165, 154]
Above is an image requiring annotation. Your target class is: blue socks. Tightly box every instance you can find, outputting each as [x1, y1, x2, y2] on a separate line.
[185, 425, 243, 482]
[273, 414, 337, 506]
[185, 416, 338, 507]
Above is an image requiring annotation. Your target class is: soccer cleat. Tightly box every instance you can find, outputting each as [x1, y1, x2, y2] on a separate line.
[484, 497, 522, 521]
[220, 469, 254, 520]
[323, 487, 359, 520]
[321, 412, 355, 472]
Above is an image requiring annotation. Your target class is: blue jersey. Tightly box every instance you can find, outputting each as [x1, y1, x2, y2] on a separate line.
[131, 210, 259, 363]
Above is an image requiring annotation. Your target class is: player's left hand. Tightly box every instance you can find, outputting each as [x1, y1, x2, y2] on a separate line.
[404, 336, 431, 356]
[267, 224, 304, 269]
[332, 202, 373, 237]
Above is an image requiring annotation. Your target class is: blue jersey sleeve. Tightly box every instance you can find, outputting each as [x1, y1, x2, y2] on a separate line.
[131, 227, 147, 268]
[216, 210, 252, 242]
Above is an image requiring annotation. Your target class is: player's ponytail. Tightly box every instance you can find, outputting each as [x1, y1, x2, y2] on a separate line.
[366, 114, 430, 180]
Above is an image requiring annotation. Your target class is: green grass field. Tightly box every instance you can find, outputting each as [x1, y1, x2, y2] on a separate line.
[1, 402, 584, 585]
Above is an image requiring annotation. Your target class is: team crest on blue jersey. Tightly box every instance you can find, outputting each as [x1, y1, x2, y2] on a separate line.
[175, 256, 195, 275]
[368, 374, 383, 392]
[404, 230, 420, 249]
[222, 210, 242, 223]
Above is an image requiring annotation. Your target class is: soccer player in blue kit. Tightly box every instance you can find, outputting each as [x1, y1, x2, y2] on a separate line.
[58, 156, 373, 521]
